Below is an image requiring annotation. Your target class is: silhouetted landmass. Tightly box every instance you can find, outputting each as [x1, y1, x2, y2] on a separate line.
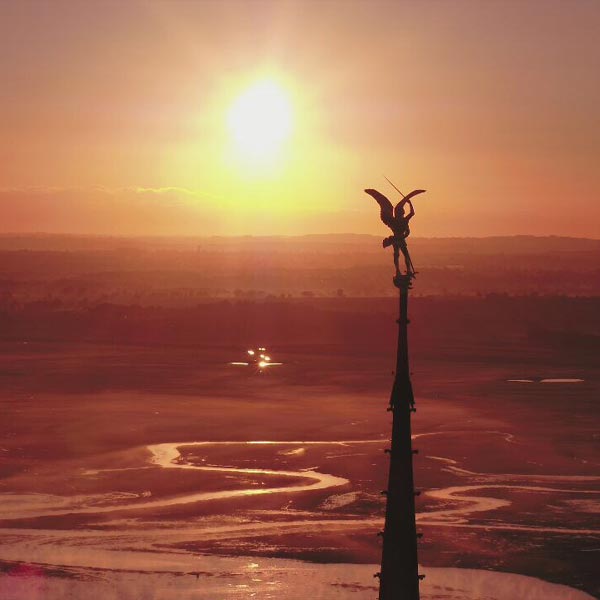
[0, 234, 597, 362]
[0, 234, 598, 306]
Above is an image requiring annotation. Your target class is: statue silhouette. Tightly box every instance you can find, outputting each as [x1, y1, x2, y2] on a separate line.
[365, 188, 425, 278]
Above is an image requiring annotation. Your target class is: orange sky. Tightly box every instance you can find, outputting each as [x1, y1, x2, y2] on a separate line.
[1, 0, 599, 237]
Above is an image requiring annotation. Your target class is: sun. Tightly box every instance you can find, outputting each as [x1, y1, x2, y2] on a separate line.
[227, 79, 293, 163]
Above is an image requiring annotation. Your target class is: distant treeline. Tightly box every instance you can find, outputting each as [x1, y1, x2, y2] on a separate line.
[0, 296, 598, 366]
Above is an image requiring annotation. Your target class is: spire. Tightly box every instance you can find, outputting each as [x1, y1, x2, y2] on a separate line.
[378, 274, 422, 600]
[364, 180, 427, 600]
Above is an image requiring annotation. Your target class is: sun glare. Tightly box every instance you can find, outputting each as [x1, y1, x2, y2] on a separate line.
[227, 80, 293, 163]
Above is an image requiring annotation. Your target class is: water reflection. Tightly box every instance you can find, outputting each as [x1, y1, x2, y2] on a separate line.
[507, 378, 585, 384]
[229, 347, 283, 371]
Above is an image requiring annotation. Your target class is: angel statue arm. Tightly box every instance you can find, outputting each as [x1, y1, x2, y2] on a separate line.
[393, 189, 425, 221]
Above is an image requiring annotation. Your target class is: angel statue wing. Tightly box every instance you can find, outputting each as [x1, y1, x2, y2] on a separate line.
[403, 189, 426, 202]
[364, 188, 394, 230]
[393, 189, 426, 218]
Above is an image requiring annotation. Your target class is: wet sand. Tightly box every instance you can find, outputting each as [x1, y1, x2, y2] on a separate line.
[0, 341, 598, 598]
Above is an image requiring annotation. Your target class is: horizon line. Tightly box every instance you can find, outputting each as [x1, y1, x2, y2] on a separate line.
[0, 232, 599, 242]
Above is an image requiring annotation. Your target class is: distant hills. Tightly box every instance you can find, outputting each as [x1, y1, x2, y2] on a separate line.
[0, 232, 599, 252]
[0, 234, 598, 299]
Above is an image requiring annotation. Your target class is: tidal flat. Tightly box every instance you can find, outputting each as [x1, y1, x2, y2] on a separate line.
[0, 339, 597, 599]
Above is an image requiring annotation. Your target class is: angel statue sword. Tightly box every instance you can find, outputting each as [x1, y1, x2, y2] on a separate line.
[384, 175, 406, 198]
[364, 180, 426, 600]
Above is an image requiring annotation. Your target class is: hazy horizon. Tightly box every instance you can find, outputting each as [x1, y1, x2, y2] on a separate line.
[2, 0, 600, 238]
[1, 231, 600, 242]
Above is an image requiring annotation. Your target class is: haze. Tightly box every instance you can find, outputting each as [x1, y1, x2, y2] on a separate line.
[2, 0, 599, 237]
